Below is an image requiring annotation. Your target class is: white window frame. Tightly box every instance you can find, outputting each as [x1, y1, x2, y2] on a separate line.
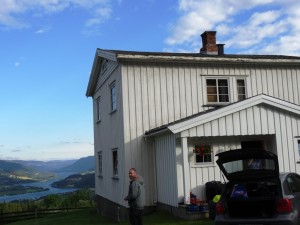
[96, 97, 101, 122]
[110, 82, 117, 112]
[98, 151, 103, 177]
[193, 144, 214, 165]
[112, 148, 118, 178]
[206, 78, 230, 104]
[236, 78, 246, 101]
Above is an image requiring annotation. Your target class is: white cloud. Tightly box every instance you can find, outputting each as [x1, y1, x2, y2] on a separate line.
[248, 10, 281, 27]
[224, 11, 289, 49]
[166, 0, 230, 45]
[35, 27, 51, 34]
[85, 6, 111, 26]
[0, 0, 113, 29]
[165, 0, 300, 55]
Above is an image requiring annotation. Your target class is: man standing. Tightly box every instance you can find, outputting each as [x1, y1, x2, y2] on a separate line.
[124, 168, 145, 225]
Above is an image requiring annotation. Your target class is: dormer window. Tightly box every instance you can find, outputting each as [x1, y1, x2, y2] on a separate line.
[206, 78, 229, 103]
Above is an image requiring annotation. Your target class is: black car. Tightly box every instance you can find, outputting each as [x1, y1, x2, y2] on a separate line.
[215, 149, 300, 225]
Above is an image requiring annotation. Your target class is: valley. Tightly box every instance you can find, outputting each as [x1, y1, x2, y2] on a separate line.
[0, 156, 95, 199]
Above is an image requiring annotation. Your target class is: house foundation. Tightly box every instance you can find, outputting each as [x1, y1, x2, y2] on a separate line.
[95, 195, 208, 221]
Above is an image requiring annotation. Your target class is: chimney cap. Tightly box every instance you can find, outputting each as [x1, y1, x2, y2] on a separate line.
[201, 31, 216, 37]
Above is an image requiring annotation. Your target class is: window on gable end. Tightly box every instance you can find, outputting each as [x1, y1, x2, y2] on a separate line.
[206, 78, 229, 103]
[237, 79, 246, 101]
[110, 82, 117, 112]
[98, 151, 103, 176]
[112, 149, 118, 177]
[96, 97, 101, 122]
[101, 59, 108, 76]
[297, 139, 300, 158]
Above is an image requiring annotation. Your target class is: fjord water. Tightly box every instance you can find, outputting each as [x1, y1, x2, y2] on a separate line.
[0, 172, 77, 202]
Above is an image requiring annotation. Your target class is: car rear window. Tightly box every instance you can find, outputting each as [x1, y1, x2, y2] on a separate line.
[223, 158, 276, 174]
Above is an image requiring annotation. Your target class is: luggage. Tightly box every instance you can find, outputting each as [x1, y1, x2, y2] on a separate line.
[205, 181, 224, 220]
[205, 181, 224, 202]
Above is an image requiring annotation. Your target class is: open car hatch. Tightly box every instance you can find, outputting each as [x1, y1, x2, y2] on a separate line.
[216, 149, 279, 181]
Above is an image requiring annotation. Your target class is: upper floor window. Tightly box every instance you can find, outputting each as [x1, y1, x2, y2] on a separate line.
[237, 79, 246, 101]
[96, 97, 101, 122]
[193, 144, 213, 164]
[110, 82, 117, 112]
[297, 139, 300, 158]
[101, 60, 108, 76]
[112, 149, 118, 177]
[98, 151, 103, 176]
[206, 78, 229, 103]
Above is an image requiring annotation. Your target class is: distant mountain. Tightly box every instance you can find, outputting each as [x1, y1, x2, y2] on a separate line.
[0, 160, 54, 182]
[51, 171, 95, 189]
[55, 156, 95, 173]
[12, 159, 77, 172]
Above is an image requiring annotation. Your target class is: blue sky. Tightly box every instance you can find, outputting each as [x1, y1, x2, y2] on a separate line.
[1, 0, 300, 161]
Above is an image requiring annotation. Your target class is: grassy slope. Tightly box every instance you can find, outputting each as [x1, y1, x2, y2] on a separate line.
[9, 208, 213, 225]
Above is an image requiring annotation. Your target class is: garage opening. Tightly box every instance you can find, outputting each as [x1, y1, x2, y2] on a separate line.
[241, 140, 265, 150]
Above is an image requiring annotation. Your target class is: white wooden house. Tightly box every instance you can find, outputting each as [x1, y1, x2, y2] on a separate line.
[86, 31, 300, 220]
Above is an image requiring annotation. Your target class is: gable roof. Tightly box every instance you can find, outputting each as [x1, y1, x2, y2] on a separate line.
[144, 94, 300, 136]
[86, 48, 300, 97]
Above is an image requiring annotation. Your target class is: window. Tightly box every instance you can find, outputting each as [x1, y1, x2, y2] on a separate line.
[286, 174, 300, 193]
[193, 144, 213, 164]
[206, 79, 229, 103]
[110, 82, 117, 112]
[96, 97, 101, 122]
[101, 60, 108, 75]
[237, 79, 246, 101]
[98, 151, 102, 176]
[297, 140, 300, 158]
[112, 149, 118, 177]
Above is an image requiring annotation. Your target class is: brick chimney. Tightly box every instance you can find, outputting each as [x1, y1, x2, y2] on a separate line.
[200, 31, 218, 55]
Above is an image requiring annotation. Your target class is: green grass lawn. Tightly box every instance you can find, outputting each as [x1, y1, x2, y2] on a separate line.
[9, 208, 214, 225]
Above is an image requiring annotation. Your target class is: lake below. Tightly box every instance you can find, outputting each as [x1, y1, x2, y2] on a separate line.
[0, 172, 78, 202]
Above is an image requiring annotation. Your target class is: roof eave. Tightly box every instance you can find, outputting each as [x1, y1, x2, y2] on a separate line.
[144, 126, 171, 137]
[116, 54, 300, 65]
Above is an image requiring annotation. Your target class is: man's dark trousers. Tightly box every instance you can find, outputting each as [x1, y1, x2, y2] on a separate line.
[129, 207, 143, 225]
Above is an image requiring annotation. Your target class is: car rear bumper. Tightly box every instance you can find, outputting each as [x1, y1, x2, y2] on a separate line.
[215, 214, 299, 225]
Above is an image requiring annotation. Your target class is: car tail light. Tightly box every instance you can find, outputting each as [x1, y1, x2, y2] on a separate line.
[276, 198, 293, 213]
[216, 202, 225, 214]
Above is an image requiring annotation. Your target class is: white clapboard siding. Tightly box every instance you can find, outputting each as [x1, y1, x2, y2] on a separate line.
[94, 65, 127, 204]
[181, 105, 291, 138]
[155, 134, 178, 207]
